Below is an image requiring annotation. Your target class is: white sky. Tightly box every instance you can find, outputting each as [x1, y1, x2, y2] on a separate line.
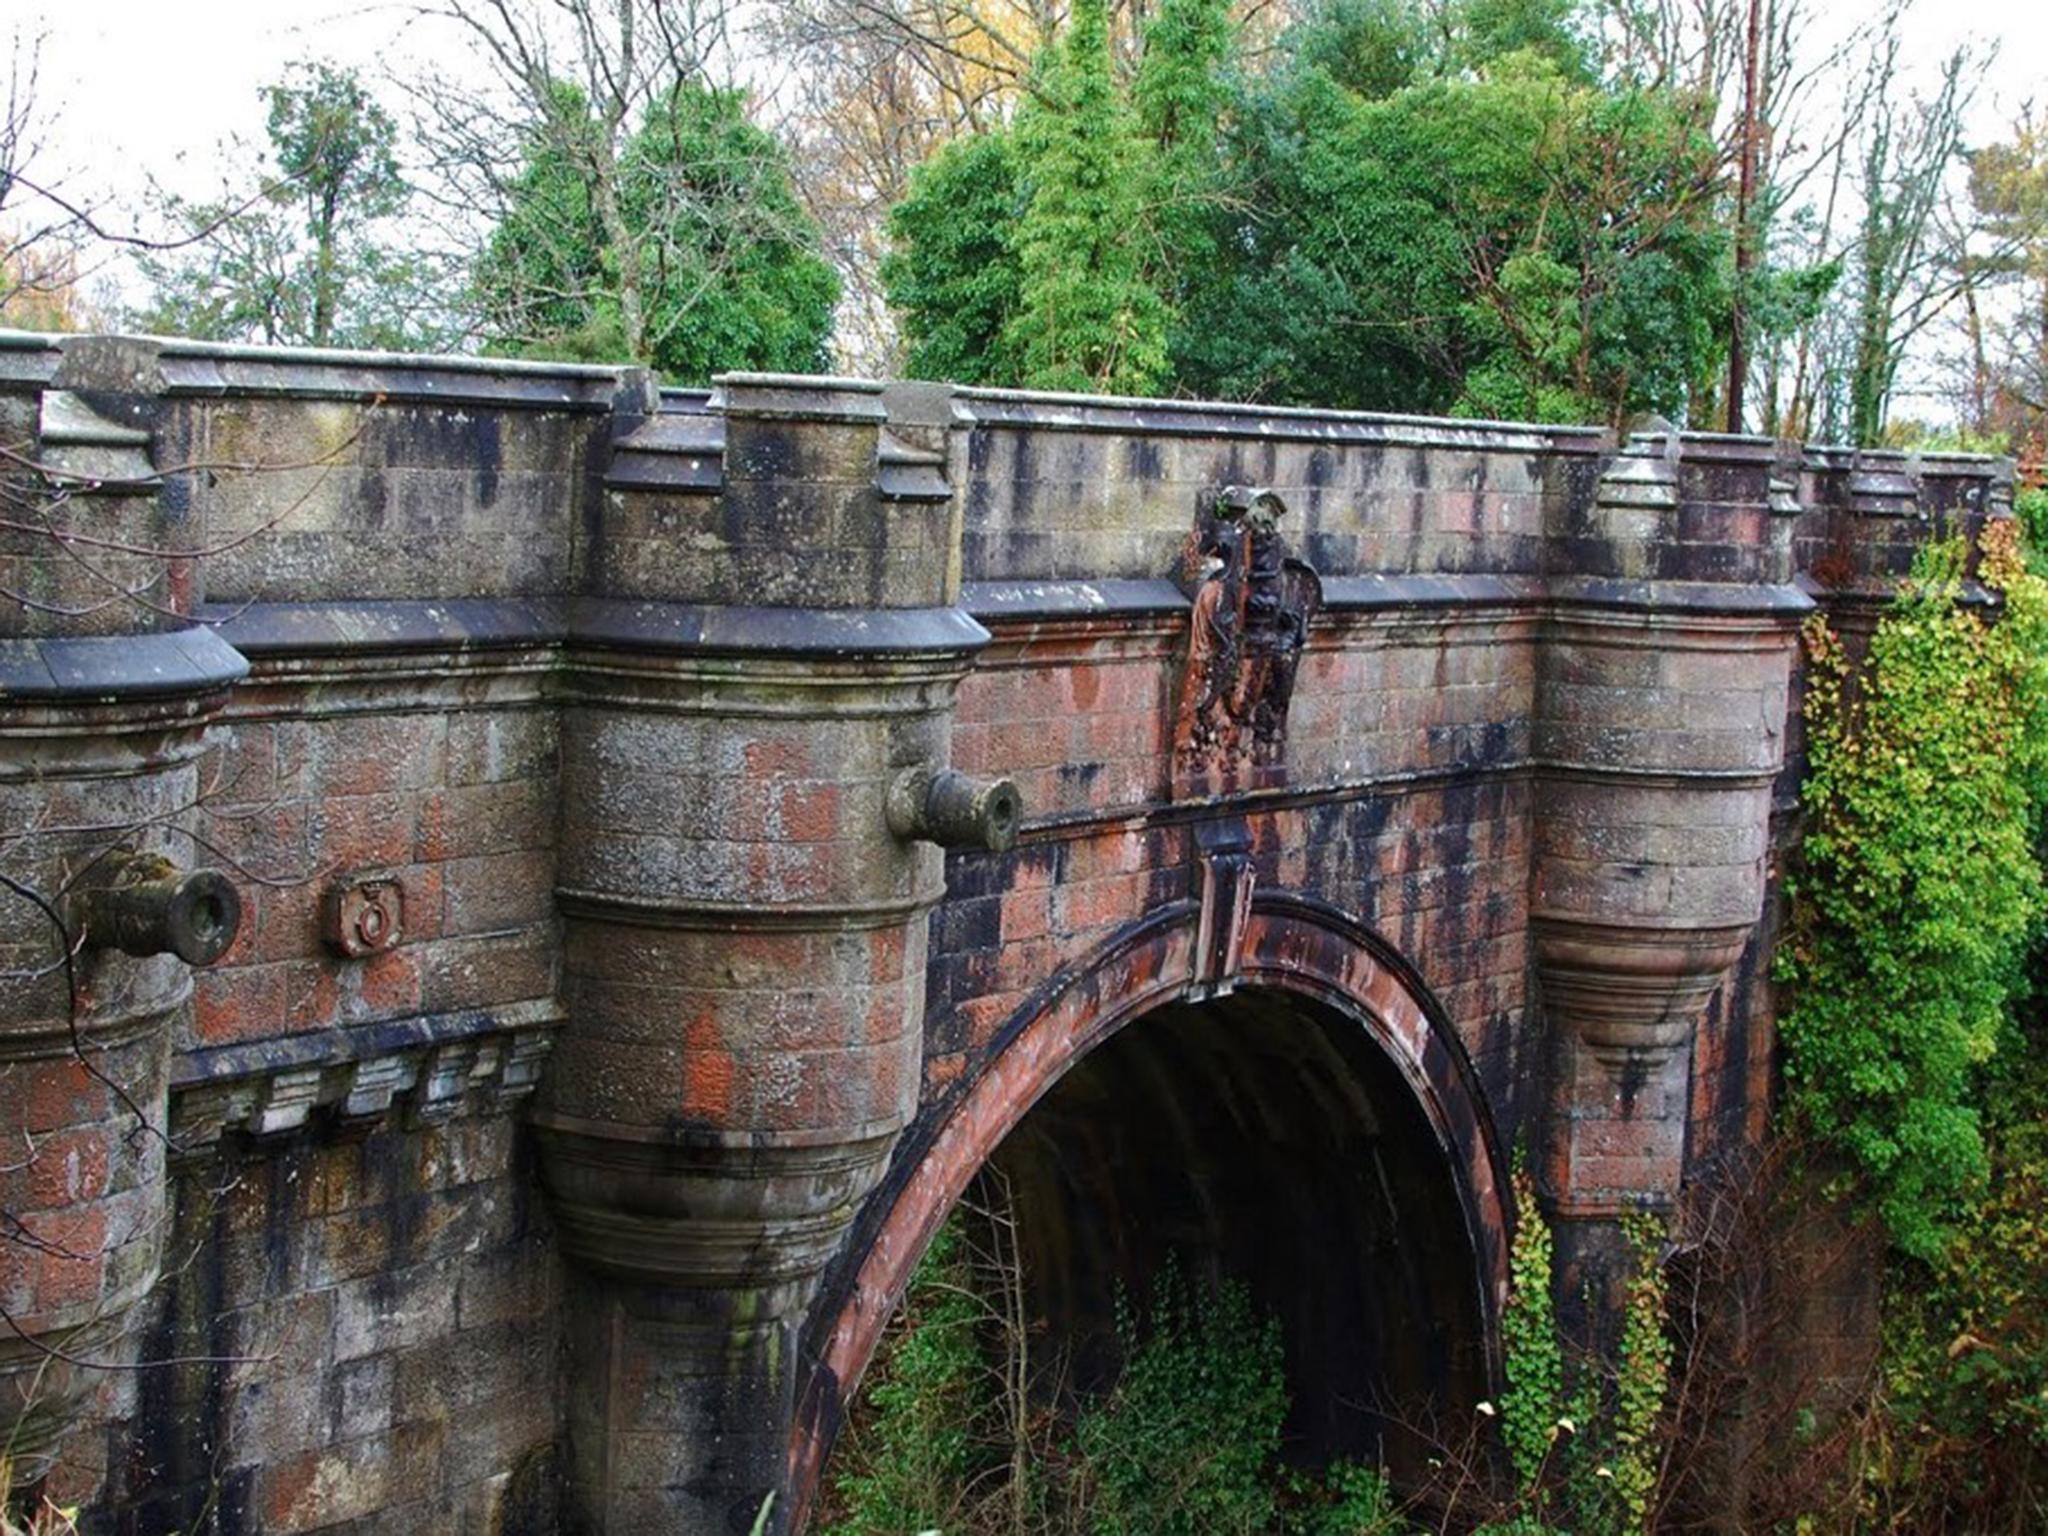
[21, 0, 2044, 213]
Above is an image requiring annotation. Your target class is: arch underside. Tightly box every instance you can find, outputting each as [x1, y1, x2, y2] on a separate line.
[794, 894, 1510, 1518]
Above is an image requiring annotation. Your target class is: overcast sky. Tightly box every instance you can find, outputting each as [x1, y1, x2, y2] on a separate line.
[21, 0, 2047, 212]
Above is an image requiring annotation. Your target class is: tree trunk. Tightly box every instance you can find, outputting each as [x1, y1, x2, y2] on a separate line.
[312, 184, 340, 347]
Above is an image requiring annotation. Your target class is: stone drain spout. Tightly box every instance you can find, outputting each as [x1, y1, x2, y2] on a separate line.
[74, 851, 242, 966]
[887, 766, 1023, 852]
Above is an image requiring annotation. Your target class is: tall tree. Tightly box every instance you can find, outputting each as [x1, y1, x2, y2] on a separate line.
[882, 130, 1026, 384]
[476, 80, 839, 380]
[1002, 0, 1169, 393]
[134, 64, 445, 349]
[1133, 0, 1236, 315]
[1841, 40, 1971, 445]
[267, 66, 407, 346]
[1964, 115, 2048, 448]
[405, 0, 834, 377]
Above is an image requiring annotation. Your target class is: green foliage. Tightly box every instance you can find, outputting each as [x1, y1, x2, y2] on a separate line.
[1002, 0, 1170, 393]
[884, 0, 1729, 421]
[134, 64, 447, 350]
[824, 1210, 1417, 1535]
[1490, 1174, 1670, 1535]
[477, 80, 837, 383]
[883, 132, 1026, 386]
[1184, 46, 1729, 421]
[1133, 0, 1235, 308]
[1497, 1168, 1565, 1491]
[1779, 520, 2048, 1260]
[1849, 507, 2048, 1523]
[1870, 1015, 2048, 1525]
[822, 1220, 983, 1536]
[1295, 1460, 1406, 1535]
[1284, 0, 1430, 100]
[2018, 484, 2048, 555]
[264, 64, 406, 344]
[1604, 1215, 1671, 1534]
[1076, 1269, 1288, 1535]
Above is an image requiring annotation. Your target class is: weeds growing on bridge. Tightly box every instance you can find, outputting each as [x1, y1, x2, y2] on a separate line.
[818, 1182, 1404, 1536]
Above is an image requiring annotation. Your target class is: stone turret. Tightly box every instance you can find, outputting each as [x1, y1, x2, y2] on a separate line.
[0, 337, 245, 1487]
[535, 375, 1013, 1532]
[1532, 428, 1805, 1337]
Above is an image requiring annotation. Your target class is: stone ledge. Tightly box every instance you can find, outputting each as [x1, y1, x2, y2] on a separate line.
[0, 329, 62, 386]
[962, 577, 1188, 620]
[567, 597, 990, 658]
[201, 598, 567, 656]
[959, 384, 1607, 452]
[168, 998, 563, 1147]
[0, 626, 250, 700]
[147, 335, 625, 410]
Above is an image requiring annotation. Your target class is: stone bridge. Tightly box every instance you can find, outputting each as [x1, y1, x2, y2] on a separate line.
[0, 333, 2003, 1533]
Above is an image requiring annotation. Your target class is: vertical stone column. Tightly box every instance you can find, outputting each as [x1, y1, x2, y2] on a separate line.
[537, 377, 1011, 1532]
[1532, 429, 1806, 1341]
[0, 339, 244, 1492]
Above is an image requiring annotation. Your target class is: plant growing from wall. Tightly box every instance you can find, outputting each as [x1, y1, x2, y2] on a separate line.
[823, 1200, 1424, 1534]
[1496, 1167, 1567, 1495]
[1605, 1215, 1673, 1533]
[1779, 519, 2048, 1260]
[1481, 1173, 1670, 1536]
[1831, 487, 2048, 1527]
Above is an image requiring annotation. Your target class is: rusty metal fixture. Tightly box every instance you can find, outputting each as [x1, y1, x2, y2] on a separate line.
[1172, 485, 1322, 797]
[74, 850, 241, 966]
[323, 874, 405, 958]
[886, 766, 1022, 852]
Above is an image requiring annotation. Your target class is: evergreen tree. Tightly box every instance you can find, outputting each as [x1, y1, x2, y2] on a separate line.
[882, 131, 1025, 385]
[478, 81, 838, 383]
[1134, 0, 1236, 349]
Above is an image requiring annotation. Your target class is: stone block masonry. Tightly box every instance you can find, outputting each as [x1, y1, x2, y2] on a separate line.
[0, 330, 2005, 1532]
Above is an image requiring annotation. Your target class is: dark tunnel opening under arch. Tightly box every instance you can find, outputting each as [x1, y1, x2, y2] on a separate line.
[893, 983, 1493, 1491]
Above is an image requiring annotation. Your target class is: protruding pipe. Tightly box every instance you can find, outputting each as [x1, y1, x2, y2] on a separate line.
[75, 851, 241, 965]
[887, 766, 1022, 852]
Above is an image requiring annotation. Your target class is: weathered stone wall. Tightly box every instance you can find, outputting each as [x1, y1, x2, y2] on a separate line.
[0, 331, 2006, 1534]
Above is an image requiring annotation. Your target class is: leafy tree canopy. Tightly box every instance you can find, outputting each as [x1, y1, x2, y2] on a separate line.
[883, 0, 1730, 424]
[134, 63, 448, 350]
[476, 79, 838, 384]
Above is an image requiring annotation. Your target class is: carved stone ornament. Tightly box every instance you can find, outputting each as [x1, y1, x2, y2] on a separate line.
[1172, 486, 1322, 798]
[323, 874, 404, 958]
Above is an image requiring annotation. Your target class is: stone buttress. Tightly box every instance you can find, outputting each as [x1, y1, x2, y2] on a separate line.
[534, 376, 1014, 1532]
[1531, 429, 1805, 1334]
[0, 337, 245, 1489]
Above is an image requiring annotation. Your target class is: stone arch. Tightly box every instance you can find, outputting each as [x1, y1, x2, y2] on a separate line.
[790, 891, 1512, 1522]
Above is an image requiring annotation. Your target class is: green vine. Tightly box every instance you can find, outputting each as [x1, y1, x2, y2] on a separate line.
[1497, 1167, 1566, 1493]
[1778, 519, 2048, 1259]
[1604, 1215, 1671, 1534]
[1489, 1173, 1669, 1535]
